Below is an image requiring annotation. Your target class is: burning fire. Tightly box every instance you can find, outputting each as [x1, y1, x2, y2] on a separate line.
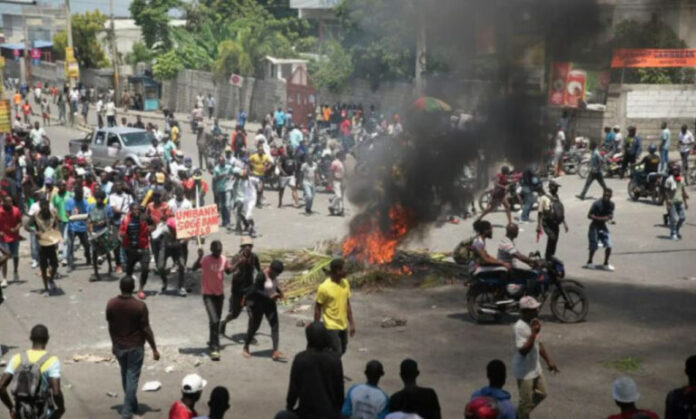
[343, 206, 414, 264]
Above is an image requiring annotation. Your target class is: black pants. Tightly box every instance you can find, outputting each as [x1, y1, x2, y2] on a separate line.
[68, 231, 91, 268]
[125, 248, 150, 288]
[203, 295, 224, 350]
[543, 221, 560, 260]
[158, 244, 186, 289]
[327, 329, 348, 356]
[621, 153, 636, 178]
[245, 299, 279, 350]
[39, 245, 58, 284]
[579, 171, 607, 198]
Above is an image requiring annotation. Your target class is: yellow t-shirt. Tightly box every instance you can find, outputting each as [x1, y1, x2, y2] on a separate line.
[316, 278, 351, 330]
[6, 349, 61, 393]
[171, 126, 180, 143]
[248, 153, 270, 177]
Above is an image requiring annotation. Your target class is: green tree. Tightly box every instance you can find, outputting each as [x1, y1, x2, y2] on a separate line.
[612, 18, 694, 83]
[130, 0, 181, 49]
[152, 49, 183, 79]
[52, 11, 110, 68]
[307, 40, 353, 92]
[124, 41, 153, 67]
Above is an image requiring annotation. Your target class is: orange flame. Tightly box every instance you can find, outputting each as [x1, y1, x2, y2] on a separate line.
[343, 206, 413, 264]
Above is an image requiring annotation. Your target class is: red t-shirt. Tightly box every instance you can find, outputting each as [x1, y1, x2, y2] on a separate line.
[607, 409, 659, 419]
[200, 255, 231, 296]
[169, 400, 196, 419]
[0, 206, 21, 243]
[146, 202, 172, 225]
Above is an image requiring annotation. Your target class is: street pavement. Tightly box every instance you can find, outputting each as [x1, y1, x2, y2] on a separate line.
[0, 112, 694, 418]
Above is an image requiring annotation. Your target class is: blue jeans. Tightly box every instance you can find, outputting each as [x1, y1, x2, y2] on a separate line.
[302, 182, 314, 213]
[669, 202, 686, 236]
[215, 191, 230, 226]
[30, 231, 39, 262]
[114, 345, 144, 418]
[520, 186, 534, 222]
[659, 149, 669, 173]
[59, 222, 69, 261]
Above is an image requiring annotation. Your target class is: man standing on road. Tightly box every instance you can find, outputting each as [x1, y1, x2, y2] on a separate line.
[659, 121, 671, 173]
[315, 258, 355, 356]
[105, 98, 117, 127]
[328, 152, 345, 217]
[119, 204, 153, 299]
[277, 147, 299, 208]
[192, 240, 233, 361]
[0, 195, 22, 288]
[678, 124, 694, 185]
[0, 325, 65, 419]
[389, 359, 441, 419]
[342, 360, 389, 419]
[665, 164, 689, 240]
[213, 156, 232, 230]
[470, 360, 516, 419]
[206, 94, 215, 120]
[621, 126, 642, 179]
[300, 155, 318, 215]
[106, 276, 160, 419]
[585, 188, 615, 271]
[577, 142, 607, 200]
[553, 123, 565, 177]
[248, 144, 271, 208]
[665, 354, 696, 418]
[537, 181, 568, 260]
[513, 296, 559, 419]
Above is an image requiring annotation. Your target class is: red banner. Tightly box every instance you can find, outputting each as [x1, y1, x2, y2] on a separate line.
[611, 49, 696, 68]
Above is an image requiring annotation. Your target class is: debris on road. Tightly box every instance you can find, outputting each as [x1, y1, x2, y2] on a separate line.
[296, 319, 310, 327]
[106, 392, 117, 398]
[70, 354, 112, 363]
[142, 381, 162, 392]
[287, 304, 312, 313]
[165, 366, 175, 373]
[381, 316, 407, 328]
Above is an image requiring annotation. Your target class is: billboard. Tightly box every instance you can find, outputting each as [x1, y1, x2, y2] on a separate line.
[611, 49, 696, 68]
[548, 62, 609, 108]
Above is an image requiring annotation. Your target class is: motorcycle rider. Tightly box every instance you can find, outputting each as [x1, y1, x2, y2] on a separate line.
[635, 144, 661, 191]
[497, 223, 540, 295]
[620, 126, 642, 179]
[470, 220, 511, 276]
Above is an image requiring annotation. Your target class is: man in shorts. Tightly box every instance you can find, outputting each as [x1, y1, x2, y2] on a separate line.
[277, 147, 299, 208]
[247, 144, 271, 209]
[0, 195, 22, 287]
[585, 188, 615, 271]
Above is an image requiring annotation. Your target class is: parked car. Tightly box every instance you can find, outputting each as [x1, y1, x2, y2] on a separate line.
[69, 127, 154, 167]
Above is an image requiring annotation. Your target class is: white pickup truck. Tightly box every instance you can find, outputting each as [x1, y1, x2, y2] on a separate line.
[69, 126, 155, 167]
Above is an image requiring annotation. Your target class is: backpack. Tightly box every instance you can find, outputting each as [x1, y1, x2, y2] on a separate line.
[10, 352, 52, 419]
[453, 236, 476, 265]
[545, 196, 565, 224]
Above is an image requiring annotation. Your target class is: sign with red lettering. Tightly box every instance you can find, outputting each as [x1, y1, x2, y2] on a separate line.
[611, 49, 696, 68]
[30, 49, 41, 60]
[174, 205, 219, 239]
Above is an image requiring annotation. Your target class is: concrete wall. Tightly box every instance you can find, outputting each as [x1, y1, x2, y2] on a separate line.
[317, 79, 414, 114]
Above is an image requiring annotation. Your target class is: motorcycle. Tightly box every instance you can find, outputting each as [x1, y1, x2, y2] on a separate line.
[546, 147, 586, 176]
[627, 166, 665, 205]
[578, 151, 623, 179]
[466, 253, 589, 323]
[478, 172, 524, 211]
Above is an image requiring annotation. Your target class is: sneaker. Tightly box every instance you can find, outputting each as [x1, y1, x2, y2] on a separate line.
[671, 234, 679, 241]
[136, 290, 146, 300]
[603, 264, 615, 272]
[677, 234, 683, 240]
[61, 259, 68, 267]
[583, 263, 595, 270]
[576, 195, 585, 200]
[178, 287, 187, 297]
[219, 321, 227, 336]
[31, 260, 39, 269]
[210, 351, 221, 361]
[0, 279, 7, 288]
[12, 272, 19, 283]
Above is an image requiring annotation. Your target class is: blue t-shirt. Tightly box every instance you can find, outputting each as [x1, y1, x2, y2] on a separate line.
[589, 198, 614, 230]
[284, 112, 293, 126]
[604, 131, 615, 149]
[342, 383, 389, 419]
[237, 111, 247, 127]
[65, 197, 89, 233]
[274, 111, 285, 126]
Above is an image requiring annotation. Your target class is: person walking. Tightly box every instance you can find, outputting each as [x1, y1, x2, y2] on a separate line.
[31, 198, 61, 294]
[519, 165, 540, 223]
[300, 155, 319, 215]
[585, 188, 615, 271]
[118, 203, 153, 299]
[169, 374, 206, 419]
[106, 276, 160, 419]
[206, 94, 215, 120]
[659, 121, 671, 173]
[389, 359, 441, 419]
[665, 164, 689, 240]
[553, 123, 565, 177]
[0, 325, 65, 419]
[513, 296, 559, 419]
[314, 258, 356, 356]
[577, 142, 607, 200]
[241, 260, 285, 361]
[0, 195, 22, 287]
[342, 360, 390, 419]
[88, 190, 115, 281]
[537, 180, 568, 260]
[620, 126, 642, 179]
[105, 98, 117, 127]
[52, 181, 71, 267]
[678, 124, 694, 184]
[192, 240, 233, 361]
[65, 186, 92, 272]
[219, 237, 260, 336]
[665, 354, 696, 418]
[328, 151, 345, 216]
[277, 147, 299, 208]
[607, 376, 658, 419]
[286, 322, 344, 418]
[213, 156, 232, 229]
[470, 360, 516, 419]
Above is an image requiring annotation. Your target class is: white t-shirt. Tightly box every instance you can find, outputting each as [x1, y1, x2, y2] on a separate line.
[614, 133, 624, 152]
[512, 319, 542, 380]
[30, 128, 46, 146]
[96, 100, 104, 113]
[497, 237, 518, 268]
[105, 102, 116, 116]
[679, 130, 695, 153]
[109, 193, 133, 218]
[168, 198, 192, 213]
[69, 89, 79, 102]
[554, 131, 565, 153]
[344, 383, 389, 419]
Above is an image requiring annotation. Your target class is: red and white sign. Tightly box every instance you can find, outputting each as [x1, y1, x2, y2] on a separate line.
[229, 73, 244, 87]
[30, 49, 41, 60]
[174, 205, 219, 239]
[12, 49, 20, 58]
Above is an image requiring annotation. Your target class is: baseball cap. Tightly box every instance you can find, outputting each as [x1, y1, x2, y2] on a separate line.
[155, 172, 166, 184]
[519, 296, 540, 310]
[612, 376, 640, 403]
[240, 236, 253, 247]
[181, 373, 207, 394]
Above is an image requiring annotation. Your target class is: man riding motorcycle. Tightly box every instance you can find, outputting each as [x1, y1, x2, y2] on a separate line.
[470, 220, 511, 275]
[497, 223, 540, 295]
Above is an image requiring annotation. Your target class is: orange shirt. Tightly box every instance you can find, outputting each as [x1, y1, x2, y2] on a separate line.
[13, 94, 21, 105]
[323, 107, 331, 122]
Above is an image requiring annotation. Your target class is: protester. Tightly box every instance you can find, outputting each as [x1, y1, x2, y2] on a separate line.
[88, 189, 115, 281]
[621, 126, 642, 179]
[157, 217, 188, 296]
[206, 94, 215, 120]
[199, 386, 230, 419]
[119, 203, 153, 299]
[277, 147, 299, 208]
[537, 180, 568, 259]
[192, 240, 233, 361]
[31, 198, 61, 294]
[0, 325, 65, 419]
[665, 164, 689, 240]
[286, 321, 344, 418]
[470, 360, 515, 419]
[678, 124, 694, 184]
[519, 165, 540, 223]
[0, 195, 22, 287]
[106, 276, 160, 419]
[469, 220, 511, 275]
[242, 260, 285, 360]
[300, 155, 319, 215]
[659, 121, 671, 173]
[476, 166, 513, 225]
[169, 373, 207, 419]
[315, 258, 355, 356]
[248, 144, 271, 208]
[213, 155, 232, 229]
[553, 123, 565, 177]
[51, 180, 71, 267]
[220, 237, 260, 335]
[607, 376, 658, 419]
[389, 359, 441, 419]
[585, 188, 615, 271]
[342, 360, 390, 419]
[329, 151, 346, 216]
[665, 354, 696, 418]
[577, 142, 607, 200]
[513, 296, 559, 419]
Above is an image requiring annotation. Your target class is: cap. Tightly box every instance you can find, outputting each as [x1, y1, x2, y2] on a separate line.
[240, 236, 253, 247]
[181, 373, 207, 394]
[155, 172, 166, 184]
[612, 376, 640, 403]
[519, 296, 540, 310]
[225, 146, 233, 152]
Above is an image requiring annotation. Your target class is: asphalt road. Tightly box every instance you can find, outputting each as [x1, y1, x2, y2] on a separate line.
[0, 112, 694, 418]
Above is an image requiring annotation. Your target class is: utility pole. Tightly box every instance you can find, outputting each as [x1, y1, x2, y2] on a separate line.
[414, 0, 427, 96]
[65, 0, 75, 88]
[110, 0, 120, 106]
[21, 18, 29, 85]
